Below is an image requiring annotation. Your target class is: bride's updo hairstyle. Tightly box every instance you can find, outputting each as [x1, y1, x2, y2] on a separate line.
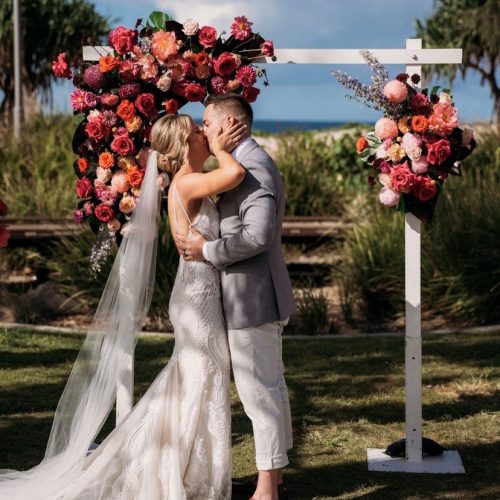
[151, 113, 192, 178]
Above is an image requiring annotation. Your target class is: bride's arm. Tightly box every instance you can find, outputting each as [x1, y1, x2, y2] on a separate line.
[176, 123, 247, 200]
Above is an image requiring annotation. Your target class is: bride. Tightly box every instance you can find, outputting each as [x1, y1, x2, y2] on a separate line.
[0, 113, 247, 499]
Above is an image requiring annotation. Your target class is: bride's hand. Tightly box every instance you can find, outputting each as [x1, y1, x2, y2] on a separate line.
[212, 122, 247, 156]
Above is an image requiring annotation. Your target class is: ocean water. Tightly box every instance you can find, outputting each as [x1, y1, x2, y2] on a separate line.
[252, 120, 371, 133]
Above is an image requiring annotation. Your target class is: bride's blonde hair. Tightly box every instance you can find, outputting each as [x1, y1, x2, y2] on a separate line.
[150, 114, 192, 176]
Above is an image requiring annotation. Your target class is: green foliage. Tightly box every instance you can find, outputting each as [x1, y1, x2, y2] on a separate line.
[46, 217, 179, 324]
[290, 284, 337, 335]
[275, 129, 369, 216]
[415, 0, 500, 120]
[0, 0, 109, 116]
[0, 114, 76, 216]
[338, 129, 500, 326]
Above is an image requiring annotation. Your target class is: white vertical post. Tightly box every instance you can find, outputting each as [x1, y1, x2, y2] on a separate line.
[404, 38, 423, 463]
[13, 0, 22, 140]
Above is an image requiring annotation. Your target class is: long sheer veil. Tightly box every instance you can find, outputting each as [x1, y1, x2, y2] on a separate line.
[0, 150, 161, 499]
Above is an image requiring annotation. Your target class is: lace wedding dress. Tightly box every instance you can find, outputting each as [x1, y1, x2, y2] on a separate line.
[1, 196, 231, 500]
[62, 196, 232, 500]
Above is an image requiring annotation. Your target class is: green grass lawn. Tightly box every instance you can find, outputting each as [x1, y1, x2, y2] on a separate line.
[0, 328, 499, 499]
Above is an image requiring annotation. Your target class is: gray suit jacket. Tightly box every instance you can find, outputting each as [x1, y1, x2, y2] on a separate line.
[204, 138, 295, 330]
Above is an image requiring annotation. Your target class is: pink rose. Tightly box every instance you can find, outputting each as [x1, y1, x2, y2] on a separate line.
[95, 203, 115, 222]
[51, 52, 72, 79]
[198, 26, 217, 48]
[76, 177, 93, 198]
[427, 138, 451, 165]
[414, 176, 438, 202]
[111, 134, 135, 156]
[0, 224, 10, 248]
[84, 119, 108, 142]
[428, 102, 460, 136]
[214, 52, 238, 77]
[401, 132, 422, 151]
[109, 26, 136, 55]
[261, 40, 274, 57]
[390, 162, 417, 193]
[107, 218, 121, 232]
[134, 93, 156, 118]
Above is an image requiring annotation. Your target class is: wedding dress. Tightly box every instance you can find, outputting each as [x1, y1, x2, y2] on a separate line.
[0, 192, 232, 499]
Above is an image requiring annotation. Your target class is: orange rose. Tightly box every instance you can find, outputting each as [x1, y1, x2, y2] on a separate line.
[99, 55, 120, 73]
[125, 115, 143, 133]
[411, 115, 428, 133]
[356, 137, 369, 153]
[126, 166, 145, 188]
[98, 151, 115, 169]
[77, 157, 90, 173]
[117, 99, 136, 121]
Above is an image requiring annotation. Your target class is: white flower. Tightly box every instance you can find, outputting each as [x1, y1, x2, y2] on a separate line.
[119, 194, 136, 214]
[87, 110, 102, 122]
[406, 145, 422, 161]
[378, 173, 391, 187]
[120, 222, 130, 237]
[375, 144, 388, 159]
[156, 73, 172, 92]
[182, 18, 199, 36]
[96, 166, 112, 183]
[439, 92, 452, 104]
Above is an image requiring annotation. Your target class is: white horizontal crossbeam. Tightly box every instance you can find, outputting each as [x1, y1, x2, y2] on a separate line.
[83, 46, 462, 65]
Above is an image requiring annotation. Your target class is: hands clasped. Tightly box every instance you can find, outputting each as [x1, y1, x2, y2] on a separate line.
[175, 229, 207, 261]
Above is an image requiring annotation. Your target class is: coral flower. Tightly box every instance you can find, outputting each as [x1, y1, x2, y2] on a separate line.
[411, 115, 428, 133]
[151, 30, 179, 62]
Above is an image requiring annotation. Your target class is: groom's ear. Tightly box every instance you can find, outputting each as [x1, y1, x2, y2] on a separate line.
[223, 115, 235, 129]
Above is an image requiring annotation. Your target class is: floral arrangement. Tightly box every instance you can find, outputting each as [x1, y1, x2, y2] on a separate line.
[334, 50, 476, 222]
[0, 199, 9, 248]
[51, 11, 274, 272]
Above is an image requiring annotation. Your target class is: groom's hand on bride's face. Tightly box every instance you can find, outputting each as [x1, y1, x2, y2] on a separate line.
[175, 229, 207, 262]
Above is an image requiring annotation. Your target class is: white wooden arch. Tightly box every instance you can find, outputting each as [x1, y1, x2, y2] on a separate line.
[84, 39, 465, 473]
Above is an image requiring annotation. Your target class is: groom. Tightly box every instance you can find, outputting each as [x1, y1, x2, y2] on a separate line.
[176, 93, 295, 500]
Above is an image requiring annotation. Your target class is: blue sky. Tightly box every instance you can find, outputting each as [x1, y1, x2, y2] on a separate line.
[52, 0, 494, 123]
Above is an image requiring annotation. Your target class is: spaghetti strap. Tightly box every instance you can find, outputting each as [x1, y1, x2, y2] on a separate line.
[172, 184, 194, 229]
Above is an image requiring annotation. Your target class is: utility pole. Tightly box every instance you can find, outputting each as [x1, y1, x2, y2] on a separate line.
[13, 0, 22, 140]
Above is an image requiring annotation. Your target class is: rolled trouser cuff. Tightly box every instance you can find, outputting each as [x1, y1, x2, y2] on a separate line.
[256, 452, 289, 471]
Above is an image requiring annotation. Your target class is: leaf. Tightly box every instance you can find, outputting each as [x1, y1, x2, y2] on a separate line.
[146, 11, 172, 31]
[430, 85, 441, 95]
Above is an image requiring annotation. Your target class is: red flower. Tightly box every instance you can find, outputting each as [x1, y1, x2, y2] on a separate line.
[0, 224, 10, 248]
[0, 199, 8, 216]
[194, 52, 210, 66]
[108, 26, 136, 55]
[242, 86, 260, 103]
[119, 60, 141, 82]
[390, 162, 417, 193]
[51, 52, 72, 79]
[214, 52, 237, 77]
[427, 138, 451, 165]
[77, 157, 90, 174]
[95, 203, 114, 222]
[198, 26, 217, 49]
[356, 137, 369, 153]
[85, 119, 108, 142]
[134, 93, 156, 118]
[111, 134, 135, 155]
[173, 82, 207, 102]
[76, 177, 93, 198]
[117, 99, 136, 121]
[101, 93, 119, 108]
[165, 99, 179, 114]
[414, 176, 438, 202]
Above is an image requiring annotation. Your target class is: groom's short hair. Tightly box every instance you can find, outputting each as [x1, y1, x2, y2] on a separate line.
[204, 93, 253, 126]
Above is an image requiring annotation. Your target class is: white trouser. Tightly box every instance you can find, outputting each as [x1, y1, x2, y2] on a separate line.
[228, 320, 293, 470]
